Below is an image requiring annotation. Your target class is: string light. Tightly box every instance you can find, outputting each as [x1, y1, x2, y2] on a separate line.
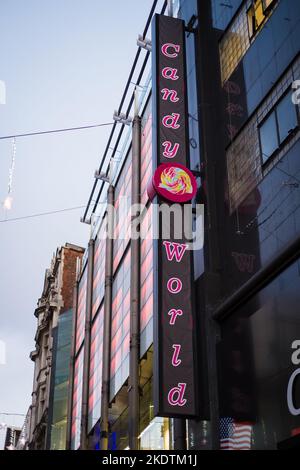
[3, 138, 16, 211]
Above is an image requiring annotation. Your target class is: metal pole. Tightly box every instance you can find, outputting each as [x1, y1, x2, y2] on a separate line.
[173, 419, 187, 450]
[129, 101, 141, 450]
[66, 279, 79, 450]
[80, 239, 95, 450]
[100, 185, 115, 450]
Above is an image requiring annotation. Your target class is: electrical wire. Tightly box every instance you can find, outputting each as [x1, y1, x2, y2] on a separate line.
[0, 205, 87, 223]
[0, 122, 114, 140]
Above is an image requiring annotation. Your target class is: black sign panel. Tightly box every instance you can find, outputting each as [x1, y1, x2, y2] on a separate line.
[152, 14, 198, 418]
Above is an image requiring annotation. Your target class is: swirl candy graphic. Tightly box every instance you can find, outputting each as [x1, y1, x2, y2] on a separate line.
[159, 166, 193, 195]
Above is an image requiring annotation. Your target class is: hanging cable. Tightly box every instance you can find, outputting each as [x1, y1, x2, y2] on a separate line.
[0, 122, 114, 141]
[0, 205, 87, 223]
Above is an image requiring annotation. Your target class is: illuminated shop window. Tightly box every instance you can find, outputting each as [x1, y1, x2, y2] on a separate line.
[110, 249, 131, 399]
[220, 0, 277, 84]
[71, 349, 84, 450]
[139, 377, 171, 450]
[75, 266, 87, 353]
[259, 91, 299, 164]
[88, 303, 104, 432]
[139, 418, 170, 451]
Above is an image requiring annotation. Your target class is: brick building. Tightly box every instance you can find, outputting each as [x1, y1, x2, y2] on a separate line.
[28, 243, 84, 450]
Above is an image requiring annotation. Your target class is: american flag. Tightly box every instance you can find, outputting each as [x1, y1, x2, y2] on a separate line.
[220, 418, 253, 450]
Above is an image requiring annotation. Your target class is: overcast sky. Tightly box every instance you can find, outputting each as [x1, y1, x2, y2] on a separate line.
[0, 0, 153, 447]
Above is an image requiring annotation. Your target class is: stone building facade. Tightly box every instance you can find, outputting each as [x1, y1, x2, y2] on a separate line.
[28, 243, 84, 449]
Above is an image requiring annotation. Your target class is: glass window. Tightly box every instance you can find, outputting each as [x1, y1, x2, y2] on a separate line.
[71, 349, 84, 450]
[88, 304, 104, 432]
[113, 154, 132, 274]
[259, 112, 278, 163]
[92, 223, 106, 318]
[248, 0, 265, 38]
[110, 249, 131, 399]
[49, 310, 73, 450]
[218, 260, 300, 450]
[276, 92, 299, 144]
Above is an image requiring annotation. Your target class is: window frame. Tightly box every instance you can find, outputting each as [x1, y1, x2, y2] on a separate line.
[247, 0, 277, 39]
[259, 109, 279, 164]
[262, 0, 277, 15]
[276, 90, 300, 145]
[259, 87, 300, 166]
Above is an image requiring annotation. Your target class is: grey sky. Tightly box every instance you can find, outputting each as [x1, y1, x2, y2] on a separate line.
[0, 0, 153, 446]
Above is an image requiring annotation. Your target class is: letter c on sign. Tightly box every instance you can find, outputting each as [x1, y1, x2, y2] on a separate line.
[287, 369, 300, 416]
[161, 43, 180, 58]
[167, 278, 182, 294]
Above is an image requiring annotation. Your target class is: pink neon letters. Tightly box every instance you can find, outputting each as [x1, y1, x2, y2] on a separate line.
[168, 308, 183, 325]
[167, 383, 187, 407]
[162, 141, 180, 159]
[163, 241, 188, 262]
[161, 88, 179, 103]
[161, 43, 180, 58]
[160, 39, 190, 411]
[162, 113, 180, 130]
[172, 344, 182, 367]
[167, 277, 182, 294]
[162, 67, 179, 81]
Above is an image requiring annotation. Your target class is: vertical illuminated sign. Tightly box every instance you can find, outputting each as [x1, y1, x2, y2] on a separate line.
[152, 14, 198, 418]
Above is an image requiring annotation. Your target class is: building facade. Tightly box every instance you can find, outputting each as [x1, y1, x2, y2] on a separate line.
[28, 243, 84, 450]
[67, 0, 300, 450]
[3, 427, 21, 450]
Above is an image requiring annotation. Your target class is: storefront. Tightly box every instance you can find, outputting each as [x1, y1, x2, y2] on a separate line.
[67, 0, 300, 451]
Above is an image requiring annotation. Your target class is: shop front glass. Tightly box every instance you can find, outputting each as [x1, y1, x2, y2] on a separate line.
[218, 258, 300, 449]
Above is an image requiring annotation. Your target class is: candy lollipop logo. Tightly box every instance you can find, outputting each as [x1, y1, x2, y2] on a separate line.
[150, 163, 197, 203]
[159, 166, 193, 196]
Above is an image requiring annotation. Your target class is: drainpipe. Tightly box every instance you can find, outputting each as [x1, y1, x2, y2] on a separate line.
[66, 277, 79, 450]
[129, 94, 141, 450]
[100, 185, 115, 450]
[80, 239, 95, 449]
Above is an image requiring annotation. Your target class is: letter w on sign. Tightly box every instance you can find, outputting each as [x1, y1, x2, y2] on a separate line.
[163, 241, 188, 263]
